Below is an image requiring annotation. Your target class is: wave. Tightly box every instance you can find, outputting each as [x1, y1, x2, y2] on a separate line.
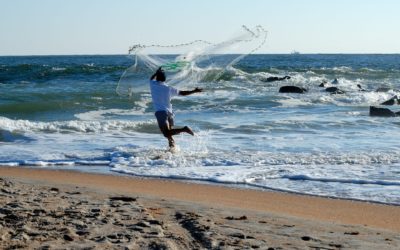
[282, 174, 400, 186]
[0, 129, 33, 142]
[0, 160, 110, 167]
[0, 116, 156, 134]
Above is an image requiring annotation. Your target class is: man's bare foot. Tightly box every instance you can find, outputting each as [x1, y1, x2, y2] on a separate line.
[184, 126, 194, 136]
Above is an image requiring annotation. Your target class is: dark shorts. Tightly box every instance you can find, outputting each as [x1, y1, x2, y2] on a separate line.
[155, 111, 174, 137]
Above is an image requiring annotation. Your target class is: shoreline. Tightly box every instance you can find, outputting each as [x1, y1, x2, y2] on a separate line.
[2, 167, 400, 249]
[21, 164, 400, 207]
[1, 167, 399, 232]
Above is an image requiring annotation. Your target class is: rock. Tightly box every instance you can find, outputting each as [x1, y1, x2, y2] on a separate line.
[381, 96, 399, 105]
[262, 76, 291, 82]
[357, 84, 366, 91]
[331, 78, 339, 84]
[369, 106, 397, 117]
[325, 87, 345, 94]
[279, 86, 307, 93]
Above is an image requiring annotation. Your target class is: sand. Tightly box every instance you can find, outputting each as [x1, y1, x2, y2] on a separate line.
[1, 167, 399, 249]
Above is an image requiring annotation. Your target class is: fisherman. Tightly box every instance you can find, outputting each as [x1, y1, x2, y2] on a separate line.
[149, 67, 202, 149]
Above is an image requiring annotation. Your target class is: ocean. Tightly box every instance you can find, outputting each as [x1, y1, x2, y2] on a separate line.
[1, 54, 400, 205]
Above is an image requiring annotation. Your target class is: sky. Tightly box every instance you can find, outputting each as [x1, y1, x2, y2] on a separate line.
[0, 0, 399, 55]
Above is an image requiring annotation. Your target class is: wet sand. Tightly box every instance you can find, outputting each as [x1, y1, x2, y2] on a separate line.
[1, 167, 399, 249]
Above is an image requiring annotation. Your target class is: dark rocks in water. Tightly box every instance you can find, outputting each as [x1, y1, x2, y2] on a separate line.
[262, 76, 291, 82]
[325, 87, 345, 94]
[369, 106, 400, 117]
[279, 86, 307, 93]
[357, 84, 366, 92]
[380, 96, 399, 105]
[318, 82, 326, 87]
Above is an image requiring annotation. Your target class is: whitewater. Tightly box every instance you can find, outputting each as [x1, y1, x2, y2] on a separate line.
[1, 54, 400, 204]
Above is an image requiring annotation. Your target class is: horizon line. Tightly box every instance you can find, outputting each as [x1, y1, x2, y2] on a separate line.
[1, 52, 400, 57]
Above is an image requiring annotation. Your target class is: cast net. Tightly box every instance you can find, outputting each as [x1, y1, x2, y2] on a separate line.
[116, 25, 267, 97]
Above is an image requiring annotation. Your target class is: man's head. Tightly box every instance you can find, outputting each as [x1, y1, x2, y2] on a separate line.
[155, 68, 166, 82]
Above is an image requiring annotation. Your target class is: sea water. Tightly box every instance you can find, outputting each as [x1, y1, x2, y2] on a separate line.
[1, 54, 400, 204]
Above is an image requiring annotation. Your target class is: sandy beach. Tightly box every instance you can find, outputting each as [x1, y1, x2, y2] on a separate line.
[1, 167, 399, 249]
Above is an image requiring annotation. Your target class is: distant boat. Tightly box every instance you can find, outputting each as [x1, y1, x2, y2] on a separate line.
[291, 50, 300, 55]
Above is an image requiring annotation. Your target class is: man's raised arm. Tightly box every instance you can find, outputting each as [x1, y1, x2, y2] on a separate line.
[179, 87, 203, 96]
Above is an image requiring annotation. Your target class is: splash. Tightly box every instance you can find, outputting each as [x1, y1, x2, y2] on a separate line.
[116, 25, 267, 96]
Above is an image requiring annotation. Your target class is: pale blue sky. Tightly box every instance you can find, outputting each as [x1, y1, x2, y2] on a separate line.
[0, 0, 399, 55]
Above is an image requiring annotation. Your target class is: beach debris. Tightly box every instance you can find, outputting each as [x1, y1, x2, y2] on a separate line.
[344, 231, 359, 235]
[63, 234, 74, 241]
[225, 215, 248, 220]
[109, 196, 137, 202]
[49, 187, 59, 193]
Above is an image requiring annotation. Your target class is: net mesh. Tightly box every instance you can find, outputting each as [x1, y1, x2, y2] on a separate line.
[116, 25, 267, 97]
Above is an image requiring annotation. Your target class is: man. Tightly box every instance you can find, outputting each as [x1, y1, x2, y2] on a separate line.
[150, 67, 202, 149]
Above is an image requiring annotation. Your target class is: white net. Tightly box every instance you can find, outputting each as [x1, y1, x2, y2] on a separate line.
[116, 25, 267, 97]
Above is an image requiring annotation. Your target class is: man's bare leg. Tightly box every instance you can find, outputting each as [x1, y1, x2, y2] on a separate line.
[168, 126, 194, 136]
[167, 136, 175, 148]
[165, 126, 194, 148]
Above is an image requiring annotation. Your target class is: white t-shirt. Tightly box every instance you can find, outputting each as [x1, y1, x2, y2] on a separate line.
[149, 80, 179, 113]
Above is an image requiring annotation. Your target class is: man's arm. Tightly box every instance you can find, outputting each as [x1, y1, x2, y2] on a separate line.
[179, 87, 203, 96]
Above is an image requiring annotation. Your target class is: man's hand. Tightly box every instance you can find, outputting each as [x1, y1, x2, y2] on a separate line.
[156, 67, 164, 73]
[150, 67, 164, 80]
